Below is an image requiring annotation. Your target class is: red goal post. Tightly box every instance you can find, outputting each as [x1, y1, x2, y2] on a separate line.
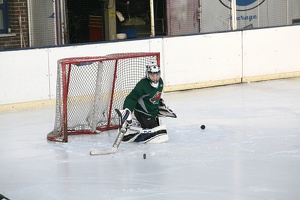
[47, 52, 160, 142]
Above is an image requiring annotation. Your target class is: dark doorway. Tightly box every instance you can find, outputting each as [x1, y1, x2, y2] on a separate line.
[66, 0, 106, 43]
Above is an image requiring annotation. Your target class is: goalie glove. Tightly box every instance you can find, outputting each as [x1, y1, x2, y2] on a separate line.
[119, 108, 133, 126]
[158, 99, 177, 118]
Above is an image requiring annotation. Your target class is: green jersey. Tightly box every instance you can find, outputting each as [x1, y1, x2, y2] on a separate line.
[123, 77, 163, 117]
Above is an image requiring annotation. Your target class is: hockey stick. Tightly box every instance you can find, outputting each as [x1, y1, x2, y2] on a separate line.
[90, 109, 128, 156]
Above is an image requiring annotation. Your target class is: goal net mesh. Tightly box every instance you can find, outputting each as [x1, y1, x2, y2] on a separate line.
[47, 52, 160, 142]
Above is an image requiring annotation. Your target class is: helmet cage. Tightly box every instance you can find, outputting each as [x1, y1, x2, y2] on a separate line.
[146, 65, 160, 73]
[146, 64, 160, 87]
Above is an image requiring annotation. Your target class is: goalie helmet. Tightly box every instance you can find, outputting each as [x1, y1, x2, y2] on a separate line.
[146, 64, 161, 88]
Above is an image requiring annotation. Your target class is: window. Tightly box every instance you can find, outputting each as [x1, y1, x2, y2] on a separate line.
[0, 0, 9, 34]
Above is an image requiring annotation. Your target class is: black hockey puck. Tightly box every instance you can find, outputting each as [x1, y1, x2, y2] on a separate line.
[143, 153, 146, 159]
[201, 125, 205, 130]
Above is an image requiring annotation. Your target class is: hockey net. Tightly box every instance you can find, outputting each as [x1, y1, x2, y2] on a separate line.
[47, 52, 160, 142]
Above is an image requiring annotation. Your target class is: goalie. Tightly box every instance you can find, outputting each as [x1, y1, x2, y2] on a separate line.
[119, 63, 176, 144]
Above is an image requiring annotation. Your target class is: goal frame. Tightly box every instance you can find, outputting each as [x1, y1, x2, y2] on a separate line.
[47, 52, 160, 142]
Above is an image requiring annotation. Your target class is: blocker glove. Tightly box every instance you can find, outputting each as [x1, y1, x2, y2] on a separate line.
[120, 108, 133, 126]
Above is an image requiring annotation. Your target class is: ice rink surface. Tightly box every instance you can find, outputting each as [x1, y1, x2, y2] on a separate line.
[1, 78, 300, 200]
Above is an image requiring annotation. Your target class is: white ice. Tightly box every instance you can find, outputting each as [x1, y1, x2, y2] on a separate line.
[1, 78, 300, 200]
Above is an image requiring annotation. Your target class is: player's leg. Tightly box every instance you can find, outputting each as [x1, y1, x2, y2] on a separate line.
[134, 110, 159, 129]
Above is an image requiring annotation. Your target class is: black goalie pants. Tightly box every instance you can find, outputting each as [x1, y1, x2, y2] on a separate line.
[134, 110, 159, 129]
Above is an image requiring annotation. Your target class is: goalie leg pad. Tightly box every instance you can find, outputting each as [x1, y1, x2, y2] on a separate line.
[134, 125, 168, 144]
[122, 129, 141, 143]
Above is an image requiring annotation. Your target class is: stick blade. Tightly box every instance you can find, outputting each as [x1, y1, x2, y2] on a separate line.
[90, 148, 117, 156]
[89, 109, 125, 156]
